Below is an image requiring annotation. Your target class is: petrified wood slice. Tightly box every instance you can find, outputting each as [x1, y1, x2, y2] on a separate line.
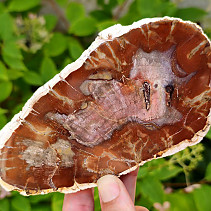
[0, 17, 211, 195]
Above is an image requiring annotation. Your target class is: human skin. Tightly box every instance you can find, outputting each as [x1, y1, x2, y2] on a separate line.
[62, 167, 148, 211]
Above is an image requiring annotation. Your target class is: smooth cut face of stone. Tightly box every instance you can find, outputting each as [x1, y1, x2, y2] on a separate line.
[0, 17, 210, 195]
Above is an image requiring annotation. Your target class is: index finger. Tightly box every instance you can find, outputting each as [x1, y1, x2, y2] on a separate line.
[63, 188, 94, 211]
[120, 166, 139, 202]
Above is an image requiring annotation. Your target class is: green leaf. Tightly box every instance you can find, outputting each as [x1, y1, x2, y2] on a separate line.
[146, 157, 165, 167]
[94, 188, 101, 211]
[3, 54, 26, 70]
[30, 193, 52, 204]
[44, 14, 58, 31]
[97, 20, 117, 31]
[119, 1, 140, 25]
[136, 0, 176, 18]
[0, 108, 7, 115]
[44, 33, 67, 57]
[0, 113, 7, 129]
[68, 37, 84, 60]
[3, 41, 23, 60]
[11, 195, 31, 211]
[137, 0, 166, 18]
[51, 193, 64, 211]
[0, 61, 8, 81]
[135, 193, 153, 210]
[66, 2, 85, 23]
[31, 204, 51, 211]
[24, 52, 43, 71]
[56, 0, 68, 6]
[90, 10, 111, 22]
[117, 0, 125, 4]
[137, 0, 158, 18]
[137, 166, 149, 179]
[62, 58, 73, 67]
[8, 0, 41, 12]
[23, 71, 43, 86]
[0, 2, 5, 13]
[0, 13, 14, 41]
[205, 129, 211, 139]
[205, 162, 211, 181]
[0, 198, 9, 211]
[7, 69, 24, 80]
[40, 57, 57, 82]
[2, 41, 26, 71]
[97, 0, 118, 13]
[160, 1, 177, 17]
[193, 185, 211, 211]
[11, 191, 20, 196]
[0, 81, 12, 102]
[14, 79, 32, 102]
[149, 165, 183, 181]
[175, 7, 207, 22]
[166, 191, 197, 211]
[138, 159, 166, 179]
[140, 176, 164, 203]
[12, 103, 25, 116]
[70, 17, 97, 36]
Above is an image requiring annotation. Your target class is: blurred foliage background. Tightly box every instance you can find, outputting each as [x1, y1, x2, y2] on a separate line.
[0, 0, 211, 210]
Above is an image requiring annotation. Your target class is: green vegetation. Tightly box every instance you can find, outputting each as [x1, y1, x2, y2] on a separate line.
[0, 0, 210, 210]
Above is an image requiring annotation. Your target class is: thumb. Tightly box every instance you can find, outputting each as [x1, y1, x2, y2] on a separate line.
[97, 175, 148, 211]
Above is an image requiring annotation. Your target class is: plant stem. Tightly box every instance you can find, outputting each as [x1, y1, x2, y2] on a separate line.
[42, 0, 70, 31]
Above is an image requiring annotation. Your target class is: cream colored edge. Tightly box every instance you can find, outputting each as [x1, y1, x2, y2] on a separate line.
[0, 16, 210, 195]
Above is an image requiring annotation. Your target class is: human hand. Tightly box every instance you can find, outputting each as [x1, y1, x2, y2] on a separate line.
[63, 167, 148, 211]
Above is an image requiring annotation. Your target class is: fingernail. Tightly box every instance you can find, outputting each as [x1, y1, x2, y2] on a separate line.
[97, 175, 120, 203]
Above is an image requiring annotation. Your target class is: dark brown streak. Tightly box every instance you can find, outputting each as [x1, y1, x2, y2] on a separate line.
[165, 84, 174, 106]
[142, 82, 150, 110]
